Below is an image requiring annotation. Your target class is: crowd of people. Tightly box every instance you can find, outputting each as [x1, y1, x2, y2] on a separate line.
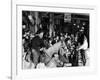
[22, 11, 89, 69]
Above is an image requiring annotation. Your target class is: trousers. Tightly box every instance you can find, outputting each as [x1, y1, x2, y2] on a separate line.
[32, 49, 40, 67]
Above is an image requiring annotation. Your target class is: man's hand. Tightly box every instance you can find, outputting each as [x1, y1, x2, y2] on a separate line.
[40, 48, 44, 51]
[40, 48, 46, 52]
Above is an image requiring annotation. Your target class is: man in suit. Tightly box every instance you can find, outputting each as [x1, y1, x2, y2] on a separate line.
[31, 29, 45, 68]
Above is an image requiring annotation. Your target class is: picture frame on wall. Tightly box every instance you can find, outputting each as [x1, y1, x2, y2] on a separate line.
[11, 0, 97, 80]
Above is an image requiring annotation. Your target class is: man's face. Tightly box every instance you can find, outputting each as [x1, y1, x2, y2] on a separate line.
[39, 32, 44, 38]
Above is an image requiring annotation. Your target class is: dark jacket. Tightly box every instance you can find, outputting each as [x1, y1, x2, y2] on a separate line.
[31, 36, 45, 51]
